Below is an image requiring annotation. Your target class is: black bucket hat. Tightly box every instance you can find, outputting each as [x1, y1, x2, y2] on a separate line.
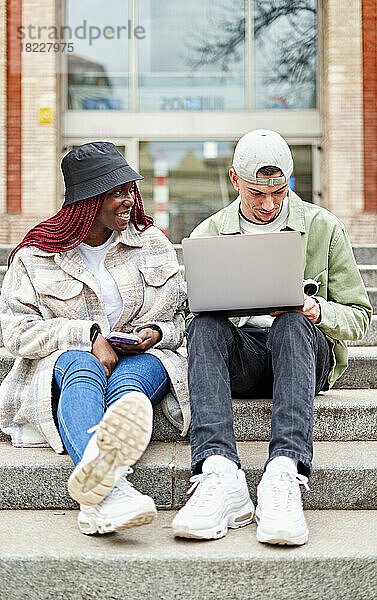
[61, 141, 143, 207]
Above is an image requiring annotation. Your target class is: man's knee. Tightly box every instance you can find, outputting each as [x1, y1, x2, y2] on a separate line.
[187, 313, 231, 340]
[268, 312, 313, 343]
[272, 311, 310, 329]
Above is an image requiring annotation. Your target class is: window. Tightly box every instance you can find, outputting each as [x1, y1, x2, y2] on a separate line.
[254, 0, 317, 109]
[289, 145, 313, 202]
[138, 0, 246, 111]
[66, 0, 129, 110]
[66, 0, 318, 111]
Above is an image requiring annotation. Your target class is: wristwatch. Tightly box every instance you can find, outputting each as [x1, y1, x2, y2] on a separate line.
[90, 325, 101, 344]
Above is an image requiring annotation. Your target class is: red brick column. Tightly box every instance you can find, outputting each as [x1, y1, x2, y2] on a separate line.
[362, 0, 377, 213]
[6, 0, 22, 215]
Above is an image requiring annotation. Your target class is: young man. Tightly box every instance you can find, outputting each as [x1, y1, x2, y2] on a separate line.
[172, 129, 372, 545]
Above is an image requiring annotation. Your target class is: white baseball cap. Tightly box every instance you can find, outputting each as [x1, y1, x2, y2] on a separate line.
[233, 129, 293, 185]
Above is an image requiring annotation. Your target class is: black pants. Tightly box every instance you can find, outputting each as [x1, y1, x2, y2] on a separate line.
[187, 312, 332, 477]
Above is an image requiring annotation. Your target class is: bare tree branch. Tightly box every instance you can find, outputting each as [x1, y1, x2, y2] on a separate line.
[254, 0, 316, 36]
[188, 0, 317, 88]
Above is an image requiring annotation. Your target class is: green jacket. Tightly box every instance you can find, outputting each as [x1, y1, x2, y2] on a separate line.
[190, 190, 373, 388]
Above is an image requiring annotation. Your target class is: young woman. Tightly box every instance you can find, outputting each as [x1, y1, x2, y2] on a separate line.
[0, 142, 188, 535]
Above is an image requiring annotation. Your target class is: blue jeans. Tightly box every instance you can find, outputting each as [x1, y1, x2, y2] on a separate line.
[53, 350, 169, 465]
[187, 312, 332, 478]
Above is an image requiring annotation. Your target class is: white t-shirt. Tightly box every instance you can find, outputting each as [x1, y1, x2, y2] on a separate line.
[239, 196, 289, 235]
[238, 197, 289, 329]
[76, 231, 123, 329]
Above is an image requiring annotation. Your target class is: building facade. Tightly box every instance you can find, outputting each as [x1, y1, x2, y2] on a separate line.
[1, 0, 376, 244]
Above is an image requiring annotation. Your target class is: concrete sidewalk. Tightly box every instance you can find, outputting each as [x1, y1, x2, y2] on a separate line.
[0, 510, 375, 600]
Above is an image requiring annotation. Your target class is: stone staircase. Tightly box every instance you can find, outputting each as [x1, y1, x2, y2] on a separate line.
[0, 243, 376, 599]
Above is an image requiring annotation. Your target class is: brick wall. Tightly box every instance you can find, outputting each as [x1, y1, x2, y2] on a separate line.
[362, 0, 377, 213]
[341, 214, 377, 244]
[0, 214, 42, 245]
[321, 0, 377, 241]
[0, 0, 6, 214]
[0, 0, 59, 244]
[22, 0, 58, 217]
[321, 0, 364, 218]
[7, 0, 22, 216]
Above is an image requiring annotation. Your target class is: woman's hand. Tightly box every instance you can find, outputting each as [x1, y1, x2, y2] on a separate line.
[270, 295, 321, 324]
[110, 327, 162, 356]
[91, 334, 119, 378]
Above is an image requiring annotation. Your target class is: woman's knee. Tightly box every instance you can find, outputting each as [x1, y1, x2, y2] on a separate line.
[106, 354, 169, 407]
[54, 349, 105, 378]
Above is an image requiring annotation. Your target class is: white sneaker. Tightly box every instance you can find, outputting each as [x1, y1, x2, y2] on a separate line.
[78, 468, 157, 535]
[255, 464, 310, 546]
[172, 456, 255, 540]
[68, 392, 153, 506]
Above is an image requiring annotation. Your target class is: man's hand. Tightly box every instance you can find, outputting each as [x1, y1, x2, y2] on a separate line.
[91, 334, 119, 378]
[110, 327, 162, 356]
[270, 295, 321, 324]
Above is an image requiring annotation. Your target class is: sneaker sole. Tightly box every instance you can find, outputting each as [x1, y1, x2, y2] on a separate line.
[78, 508, 157, 536]
[68, 393, 153, 506]
[255, 508, 308, 546]
[78, 510, 156, 535]
[173, 504, 254, 540]
[173, 524, 228, 540]
[256, 529, 308, 546]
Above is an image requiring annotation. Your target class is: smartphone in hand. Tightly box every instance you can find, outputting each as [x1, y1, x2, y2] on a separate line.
[105, 332, 140, 345]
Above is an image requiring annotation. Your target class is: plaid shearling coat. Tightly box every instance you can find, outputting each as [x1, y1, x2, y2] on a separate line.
[0, 224, 189, 452]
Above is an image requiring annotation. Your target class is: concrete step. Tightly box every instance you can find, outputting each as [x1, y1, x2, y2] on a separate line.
[0, 440, 172, 511]
[358, 265, 377, 288]
[0, 510, 375, 600]
[352, 244, 377, 265]
[0, 345, 375, 391]
[222, 389, 377, 443]
[152, 388, 377, 443]
[0, 388, 376, 445]
[0, 440, 375, 510]
[173, 440, 377, 511]
[333, 346, 377, 388]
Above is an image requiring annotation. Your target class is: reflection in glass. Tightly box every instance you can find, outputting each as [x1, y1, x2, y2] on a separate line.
[139, 141, 313, 243]
[254, 0, 317, 109]
[139, 141, 236, 242]
[66, 0, 129, 110]
[66, 0, 317, 112]
[138, 0, 246, 111]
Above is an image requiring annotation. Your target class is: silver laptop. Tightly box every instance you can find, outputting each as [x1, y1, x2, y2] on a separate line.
[182, 231, 304, 316]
